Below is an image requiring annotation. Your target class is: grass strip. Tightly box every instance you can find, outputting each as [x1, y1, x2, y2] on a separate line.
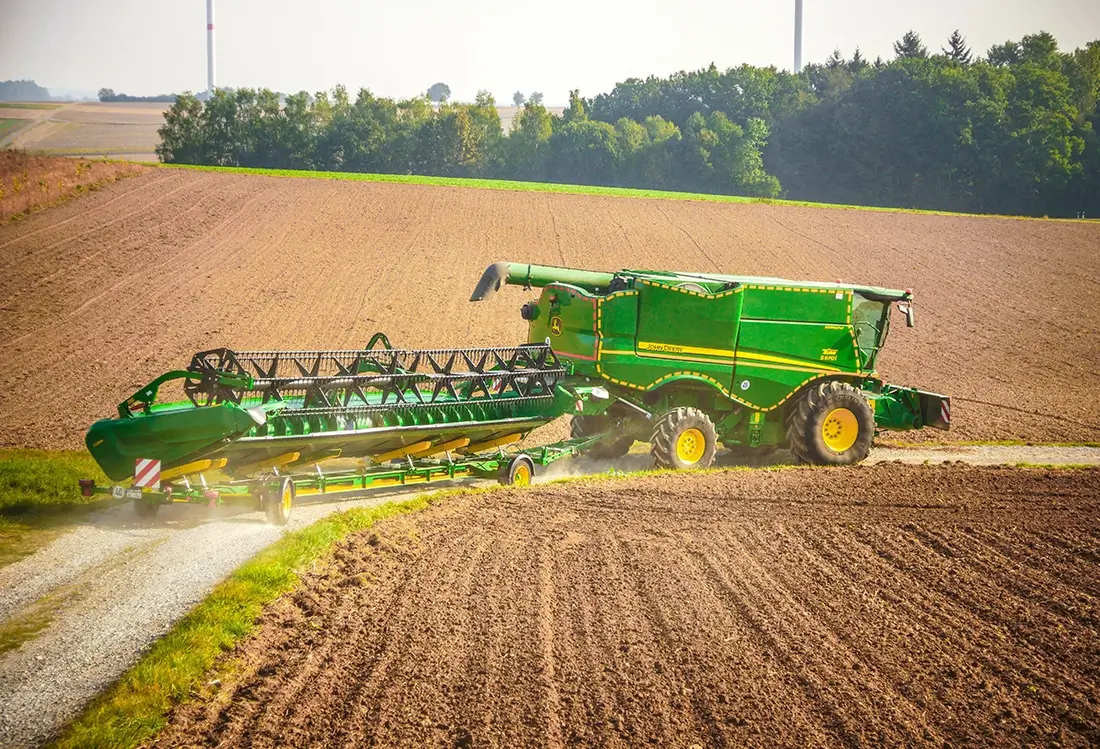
[0, 449, 116, 570]
[0, 449, 108, 513]
[53, 489, 446, 749]
[0, 102, 62, 110]
[0, 118, 29, 137]
[159, 163, 1080, 222]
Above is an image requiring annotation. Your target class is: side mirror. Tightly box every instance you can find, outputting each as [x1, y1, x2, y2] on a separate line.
[897, 302, 915, 328]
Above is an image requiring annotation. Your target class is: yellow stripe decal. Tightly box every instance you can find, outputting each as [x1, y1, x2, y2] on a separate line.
[736, 350, 841, 372]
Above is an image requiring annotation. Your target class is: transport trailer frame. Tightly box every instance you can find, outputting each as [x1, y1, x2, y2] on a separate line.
[79, 434, 606, 525]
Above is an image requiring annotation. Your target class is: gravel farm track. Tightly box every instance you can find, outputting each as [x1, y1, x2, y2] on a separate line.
[1, 167, 1099, 449]
[152, 464, 1100, 748]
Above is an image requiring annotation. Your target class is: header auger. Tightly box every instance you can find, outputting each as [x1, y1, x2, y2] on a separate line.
[82, 262, 948, 523]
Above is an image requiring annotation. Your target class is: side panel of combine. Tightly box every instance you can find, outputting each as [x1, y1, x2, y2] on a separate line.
[529, 283, 599, 368]
[733, 284, 863, 410]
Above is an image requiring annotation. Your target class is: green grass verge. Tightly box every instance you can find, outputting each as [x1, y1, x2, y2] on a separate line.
[0, 449, 112, 569]
[0, 118, 29, 137]
[160, 164, 1079, 222]
[0, 449, 107, 513]
[0, 102, 61, 110]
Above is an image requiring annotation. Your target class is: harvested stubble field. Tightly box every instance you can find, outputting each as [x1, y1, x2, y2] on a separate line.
[152, 464, 1100, 748]
[0, 168, 1098, 449]
[5, 102, 166, 160]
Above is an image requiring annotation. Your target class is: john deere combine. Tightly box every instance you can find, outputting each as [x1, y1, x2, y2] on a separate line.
[82, 263, 949, 523]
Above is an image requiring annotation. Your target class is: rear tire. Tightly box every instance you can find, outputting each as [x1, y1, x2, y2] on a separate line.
[651, 407, 718, 470]
[265, 478, 294, 526]
[785, 380, 874, 465]
[499, 454, 535, 486]
[571, 415, 634, 460]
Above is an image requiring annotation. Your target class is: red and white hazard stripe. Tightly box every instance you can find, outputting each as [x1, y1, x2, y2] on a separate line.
[134, 458, 161, 489]
[940, 399, 951, 425]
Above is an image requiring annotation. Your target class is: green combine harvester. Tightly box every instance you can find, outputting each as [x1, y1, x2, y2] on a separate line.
[82, 263, 949, 523]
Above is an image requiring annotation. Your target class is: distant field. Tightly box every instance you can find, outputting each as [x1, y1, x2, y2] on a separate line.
[1, 167, 1098, 448]
[7, 102, 164, 160]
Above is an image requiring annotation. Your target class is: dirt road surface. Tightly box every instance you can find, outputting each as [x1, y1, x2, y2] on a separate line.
[0, 447, 1096, 747]
[0, 485, 435, 749]
[2, 169, 1098, 450]
[153, 463, 1100, 748]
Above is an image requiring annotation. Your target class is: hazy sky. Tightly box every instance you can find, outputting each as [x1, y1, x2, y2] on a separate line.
[2, 0, 1098, 103]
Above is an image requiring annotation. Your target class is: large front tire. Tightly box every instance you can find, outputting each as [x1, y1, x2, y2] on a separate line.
[651, 407, 718, 470]
[785, 381, 874, 465]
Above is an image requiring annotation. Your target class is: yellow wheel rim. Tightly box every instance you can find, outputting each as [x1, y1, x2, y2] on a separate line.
[282, 485, 293, 514]
[822, 408, 859, 452]
[513, 463, 532, 486]
[675, 428, 707, 465]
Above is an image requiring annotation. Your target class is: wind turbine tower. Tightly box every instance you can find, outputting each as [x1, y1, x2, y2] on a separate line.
[206, 0, 216, 97]
[794, 0, 804, 72]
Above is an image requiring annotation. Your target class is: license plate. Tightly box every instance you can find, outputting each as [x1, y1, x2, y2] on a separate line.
[125, 488, 144, 501]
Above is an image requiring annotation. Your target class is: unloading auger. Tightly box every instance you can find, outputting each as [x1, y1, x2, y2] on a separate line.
[82, 263, 950, 524]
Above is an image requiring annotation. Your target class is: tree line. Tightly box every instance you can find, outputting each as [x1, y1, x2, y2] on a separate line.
[156, 30, 1100, 217]
[0, 80, 52, 102]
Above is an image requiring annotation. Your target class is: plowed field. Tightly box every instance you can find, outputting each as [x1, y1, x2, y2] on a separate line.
[153, 465, 1100, 748]
[1, 168, 1098, 448]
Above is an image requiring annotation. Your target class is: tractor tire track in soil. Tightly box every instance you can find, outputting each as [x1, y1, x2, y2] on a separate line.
[1, 170, 1098, 448]
[154, 465, 1100, 749]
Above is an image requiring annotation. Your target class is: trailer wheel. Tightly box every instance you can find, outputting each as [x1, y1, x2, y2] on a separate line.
[500, 454, 535, 486]
[265, 478, 294, 526]
[133, 497, 159, 518]
[570, 415, 634, 459]
[651, 408, 718, 470]
[785, 381, 874, 465]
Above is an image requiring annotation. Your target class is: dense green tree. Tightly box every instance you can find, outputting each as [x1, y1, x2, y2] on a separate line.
[502, 101, 554, 180]
[156, 93, 205, 163]
[848, 48, 869, 73]
[987, 41, 1022, 67]
[943, 30, 973, 64]
[549, 117, 619, 184]
[152, 30, 1100, 217]
[529, 92, 544, 105]
[894, 31, 929, 59]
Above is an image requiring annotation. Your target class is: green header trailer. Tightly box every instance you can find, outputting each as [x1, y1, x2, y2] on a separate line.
[81, 263, 948, 523]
